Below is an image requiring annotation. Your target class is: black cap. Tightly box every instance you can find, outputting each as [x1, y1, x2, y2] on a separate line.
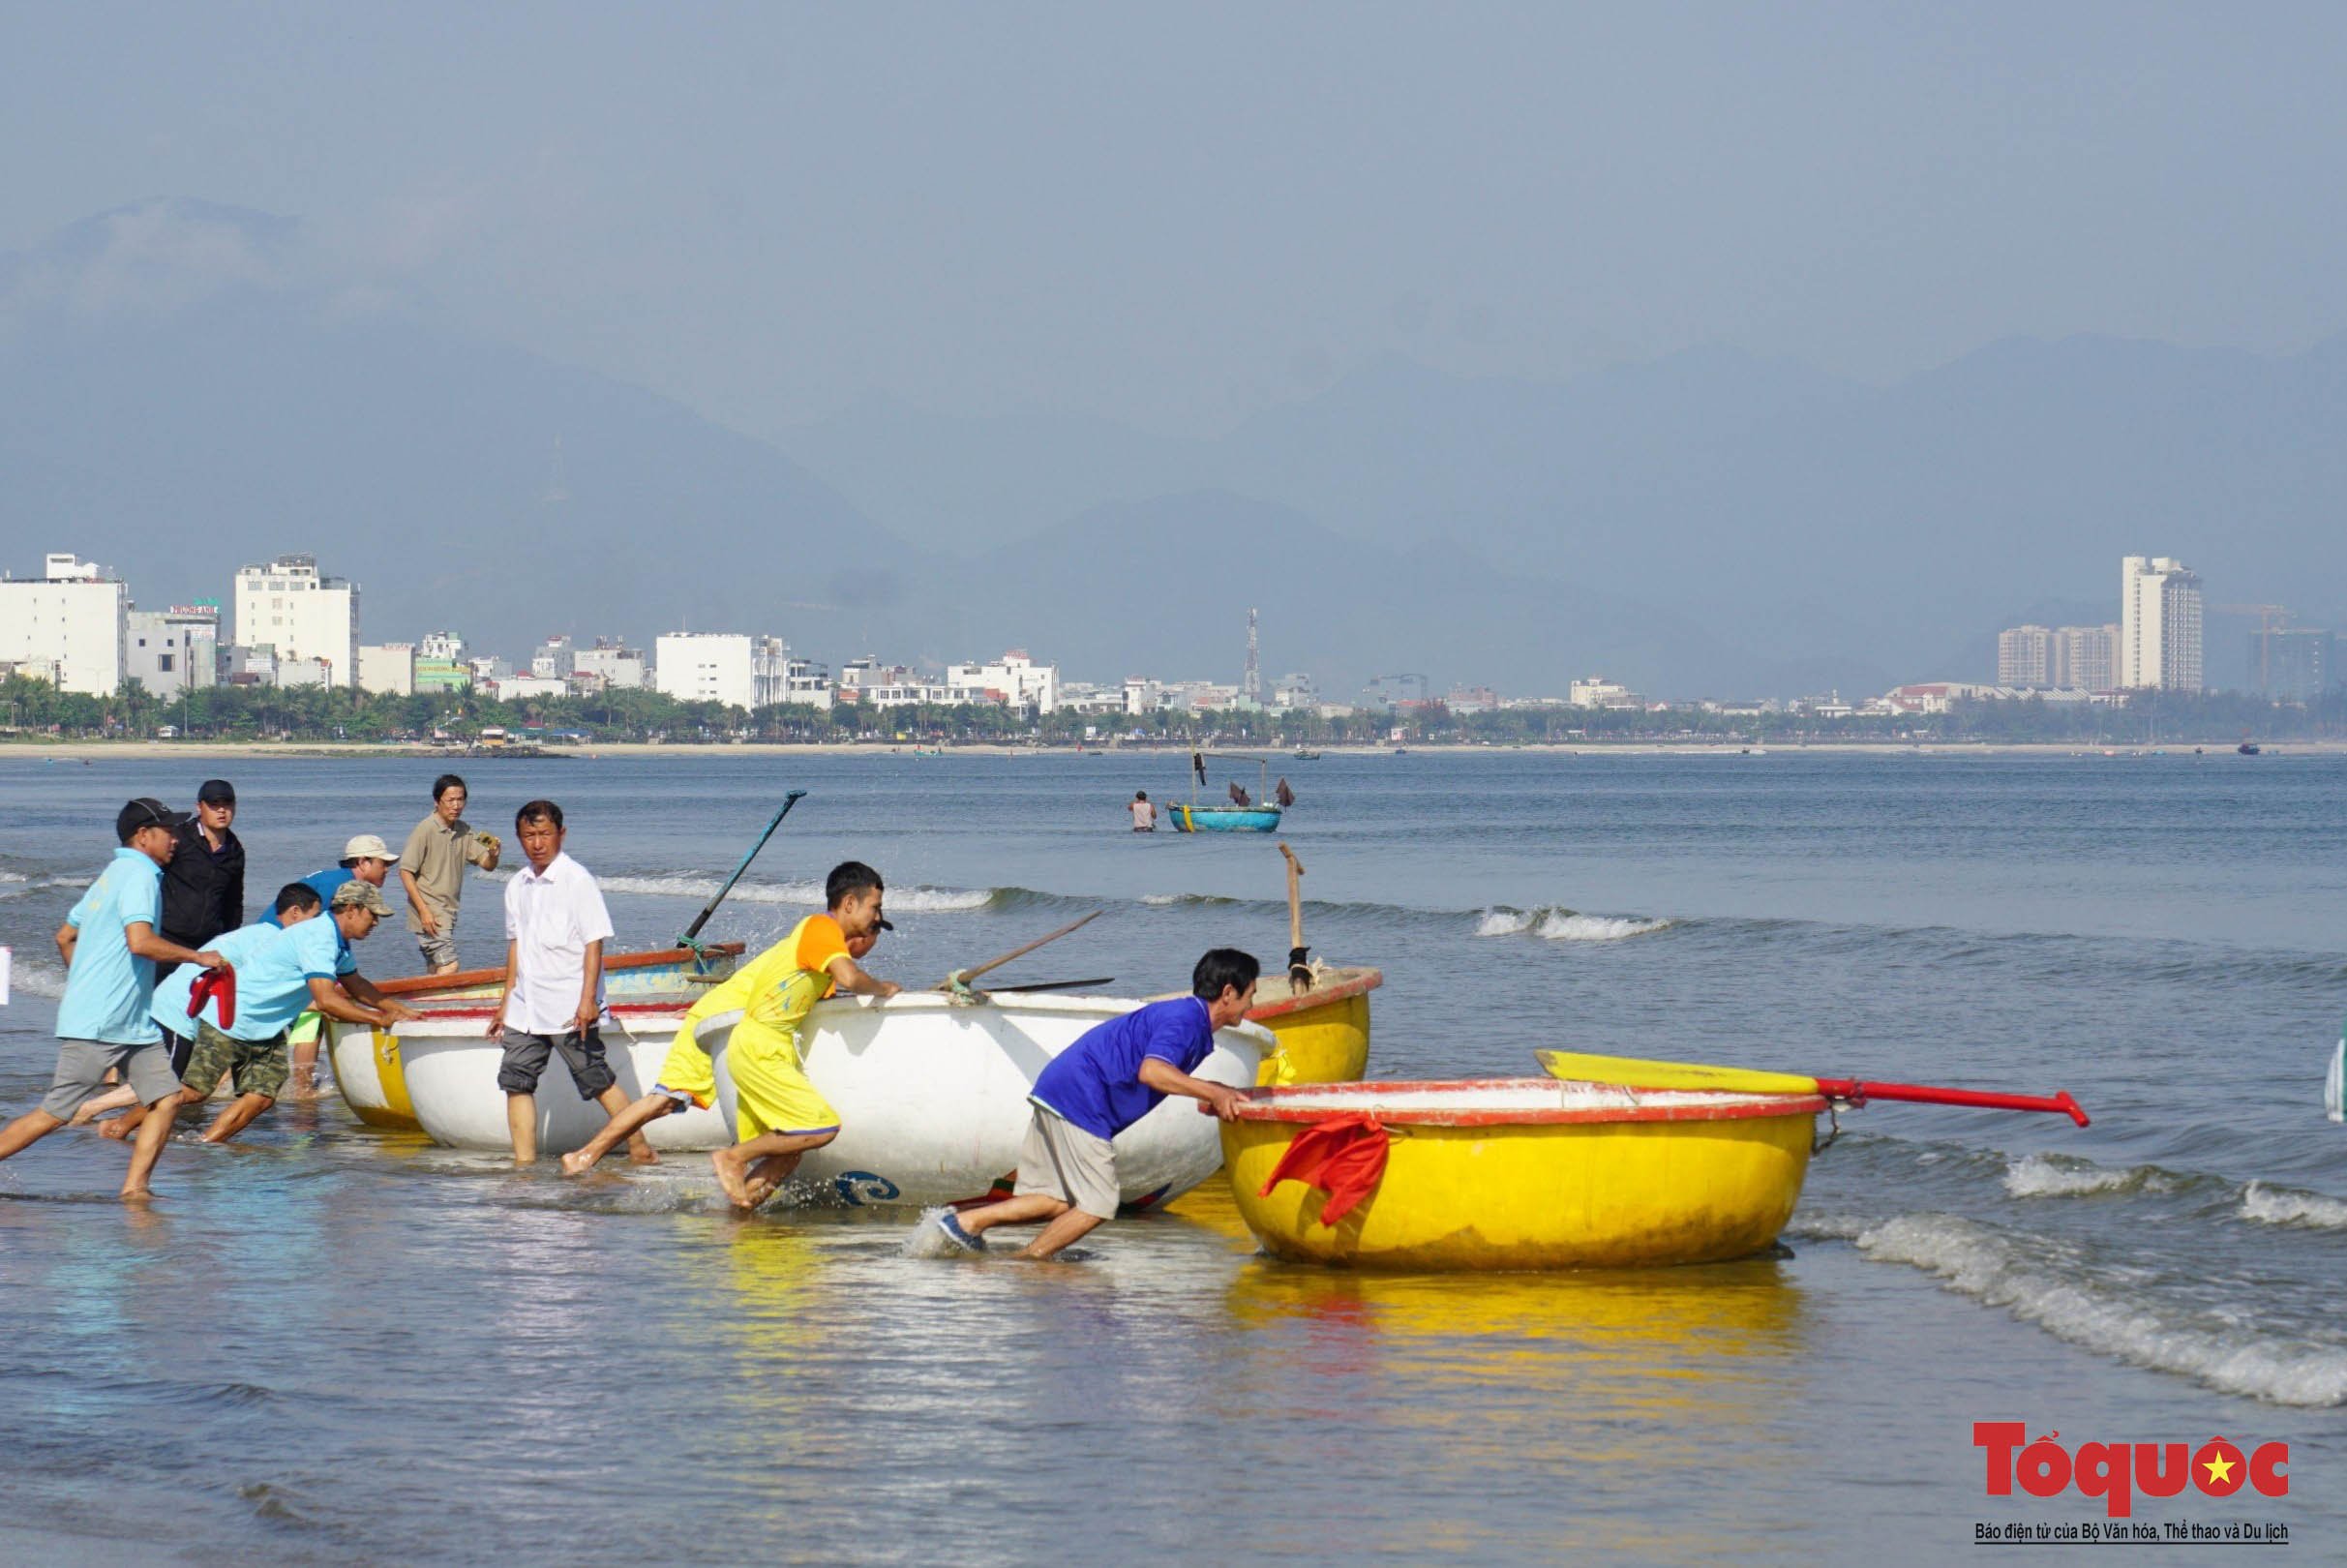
[117, 798, 193, 842]
[197, 778, 236, 805]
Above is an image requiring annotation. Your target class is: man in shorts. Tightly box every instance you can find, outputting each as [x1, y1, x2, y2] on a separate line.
[0, 799, 226, 1200]
[558, 861, 898, 1206]
[133, 881, 408, 1144]
[937, 948, 1257, 1259]
[400, 773, 499, 975]
[269, 831, 406, 1095]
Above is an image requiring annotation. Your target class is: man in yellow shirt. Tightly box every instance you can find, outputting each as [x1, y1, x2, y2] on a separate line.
[560, 860, 898, 1207]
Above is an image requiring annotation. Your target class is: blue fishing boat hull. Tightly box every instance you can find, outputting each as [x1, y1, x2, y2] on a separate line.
[1169, 804, 1283, 832]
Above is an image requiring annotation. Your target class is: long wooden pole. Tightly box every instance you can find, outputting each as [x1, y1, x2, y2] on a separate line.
[1279, 842, 1310, 990]
[946, 910, 1101, 990]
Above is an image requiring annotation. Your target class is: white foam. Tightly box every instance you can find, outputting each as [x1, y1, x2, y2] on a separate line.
[6, 959, 67, 1000]
[587, 874, 993, 913]
[1847, 1213, 2347, 1407]
[1475, 905, 1671, 941]
[902, 1206, 978, 1259]
[2240, 1181, 2347, 1231]
[2002, 1153, 2178, 1199]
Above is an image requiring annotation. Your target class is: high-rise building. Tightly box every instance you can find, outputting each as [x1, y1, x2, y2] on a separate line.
[0, 553, 128, 696]
[127, 604, 222, 698]
[2053, 624, 2118, 692]
[2259, 627, 2333, 702]
[2119, 556, 2203, 690]
[655, 631, 756, 710]
[947, 649, 1060, 713]
[1997, 626, 2054, 687]
[233, 554, 359, 687]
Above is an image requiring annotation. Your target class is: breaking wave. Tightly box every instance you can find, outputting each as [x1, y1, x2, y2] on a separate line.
[2239, 1181, 2347, 1231]
[2001, 1153, 2185, 1200]
[1476, 906, 1672, 942]
[589, 874, 996, 913]
[5, 957, 68, 1000]
[1791, 1212, 2347, 1406]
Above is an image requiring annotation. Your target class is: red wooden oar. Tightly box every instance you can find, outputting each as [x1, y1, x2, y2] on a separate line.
[1536, 1050, 2090, 1126]
[1811, 1077, 2089, 1127]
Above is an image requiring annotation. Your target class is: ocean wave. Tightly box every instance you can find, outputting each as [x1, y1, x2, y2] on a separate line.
[587, 873, 996, 914]
[1820, 1212, 2347, 1406]
[2239, 1181, 2347, 1231]
[5, 957, 68, 1000]
[1140, 892, 1241, 908]
[2001, 1153, 2184, 1200]
[1476, 905, 1672, 942]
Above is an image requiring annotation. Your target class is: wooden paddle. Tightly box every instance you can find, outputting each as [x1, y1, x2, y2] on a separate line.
[1535, 1048, 2090, 1126]
[942, 911, 1100, 992]
[1279, 842, 1311, 990]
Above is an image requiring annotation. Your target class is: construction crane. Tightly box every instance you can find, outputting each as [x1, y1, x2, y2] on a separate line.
[2216, 604, 2291, 693]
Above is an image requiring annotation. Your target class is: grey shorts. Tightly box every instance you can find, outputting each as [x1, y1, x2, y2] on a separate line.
[42, 1038, 182, 1119]
[416, 913, 461, 971]
[497, 1027, 617, 1100]
[1012, 1103, 1121, 1220]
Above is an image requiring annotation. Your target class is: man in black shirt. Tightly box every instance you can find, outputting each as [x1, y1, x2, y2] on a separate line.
[159, 779, 244, 975]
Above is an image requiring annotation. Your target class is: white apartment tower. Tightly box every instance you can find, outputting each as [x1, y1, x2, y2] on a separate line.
[234, 555, 360, 687]
[1997, 626, 2054, 688]
[2119, 556, 2203, 691]
[654, 631, 757, 710]
[0, 554, 129, 695]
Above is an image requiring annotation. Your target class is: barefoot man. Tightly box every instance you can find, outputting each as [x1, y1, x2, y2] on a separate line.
[935, 948, 1258, 1259]
[560, 861, 898, 1206]
[488, 799, 646, 1165]
[0, 799, 226, 1199]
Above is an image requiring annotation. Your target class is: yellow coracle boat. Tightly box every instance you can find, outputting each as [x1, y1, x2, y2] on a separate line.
[1245, 965, 1379, 1086]
[1220, 1077, 1824, 1270]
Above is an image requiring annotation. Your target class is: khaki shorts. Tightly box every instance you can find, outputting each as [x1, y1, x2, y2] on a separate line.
[416, 913, 461, 972]
[1012, 1103, 1121, 1220]
[181, 1019, 291, 1102]
[42, 1038, 180, 1119]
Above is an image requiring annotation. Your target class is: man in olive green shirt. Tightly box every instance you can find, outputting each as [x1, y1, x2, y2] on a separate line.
[399, 773, 500, 974]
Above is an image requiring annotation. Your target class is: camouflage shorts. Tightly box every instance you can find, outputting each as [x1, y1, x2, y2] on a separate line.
[182, 1018, 291, 1102]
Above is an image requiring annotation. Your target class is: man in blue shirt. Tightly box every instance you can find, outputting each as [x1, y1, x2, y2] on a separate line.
[0, 799, 227, 1200]
[261, 832, 404, 1096]
[939, 948, 1258, 1259]
[114, 881, 412, 1145]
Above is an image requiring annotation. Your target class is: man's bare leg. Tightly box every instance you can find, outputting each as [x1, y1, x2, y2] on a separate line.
[0, 1108, 66, 1162]
[288, 1039, 321, 1097]
[507, 1093, 538, 1164]
[1017, 1207, 1108, 1260]
[100, 1086, 203, 1141]
[561, 1095, 674, 1175]
[122, 1092, 177, 1199]
[957, 1192, 1068, 1238]
[591, 1083, 658, 1165]
[200, 1094, 276, 1144]
[70, 1084, 139, 1127]
[711, 1130, 835, 1210]
[741, 1153, 803, 1208]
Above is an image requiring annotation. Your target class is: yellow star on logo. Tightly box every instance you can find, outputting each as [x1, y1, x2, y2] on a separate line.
[2203, 1452, 2237, 1486]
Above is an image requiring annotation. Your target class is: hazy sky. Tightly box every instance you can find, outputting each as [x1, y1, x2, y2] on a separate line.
[6, 2, 2345, 437]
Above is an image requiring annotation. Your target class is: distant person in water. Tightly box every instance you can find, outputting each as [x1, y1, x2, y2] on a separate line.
[489, 800, 644, 1166]
[400, 774, 499, 976]
[1129, 791, 1156, 831]
[934, 948, 1258, 1260]
[0, 799, 226, 1200]
[560, 861, 898, 1205]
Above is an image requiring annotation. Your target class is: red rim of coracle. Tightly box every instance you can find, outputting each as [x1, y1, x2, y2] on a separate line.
[1225, 1077, 1829, 1128]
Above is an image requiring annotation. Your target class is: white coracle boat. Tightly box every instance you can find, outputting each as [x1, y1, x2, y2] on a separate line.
[390, 991, 1270, 1209]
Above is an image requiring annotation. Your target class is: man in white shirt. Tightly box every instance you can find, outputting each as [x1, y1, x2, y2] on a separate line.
[487, 799, 648, 1165]
[1128, 791, 1157, 831]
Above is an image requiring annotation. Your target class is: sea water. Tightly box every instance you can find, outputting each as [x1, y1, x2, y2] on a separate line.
[0, 749, 2341, 1563]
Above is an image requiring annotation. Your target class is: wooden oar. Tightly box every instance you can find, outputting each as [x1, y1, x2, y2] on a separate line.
[988, 977, 1115, 994]
[1535, 1049, 2090, 1127]
[679, 791, 806, 946]
[943, 911, 1100, 991]
[1278, 842, 1311, 990]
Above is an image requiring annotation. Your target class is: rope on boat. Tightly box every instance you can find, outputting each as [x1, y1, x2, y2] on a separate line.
[1813, 1101, 1843, 1156]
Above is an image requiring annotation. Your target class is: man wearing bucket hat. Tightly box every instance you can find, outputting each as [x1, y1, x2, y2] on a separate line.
[0, 799, 227, 1199]
[266, 831, 412, 1095]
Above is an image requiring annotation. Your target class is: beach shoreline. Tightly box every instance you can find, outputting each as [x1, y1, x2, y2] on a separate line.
[5, 738, 2342, 761]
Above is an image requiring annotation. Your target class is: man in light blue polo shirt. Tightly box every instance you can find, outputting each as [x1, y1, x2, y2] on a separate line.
[121, 881, 411, 1145]
[0, 799, 227, 1200]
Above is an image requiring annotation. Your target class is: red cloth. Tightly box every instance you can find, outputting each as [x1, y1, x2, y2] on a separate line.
[187, 965, 235, 1030]
[1259, 1112, 1389, 1226]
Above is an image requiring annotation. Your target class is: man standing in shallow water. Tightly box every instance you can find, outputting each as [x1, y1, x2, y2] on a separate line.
[400, 774, 499, 976]
[0, 799, 226, 1199]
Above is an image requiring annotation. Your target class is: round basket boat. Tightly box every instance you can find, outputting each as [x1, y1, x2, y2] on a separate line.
[1220, 1078, 1826, 1270]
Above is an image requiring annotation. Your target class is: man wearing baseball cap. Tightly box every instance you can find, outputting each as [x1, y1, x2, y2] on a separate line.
[0, 799, 226, 1199]
[262, 831, 409, 1095]
[159, 779, 245, 976]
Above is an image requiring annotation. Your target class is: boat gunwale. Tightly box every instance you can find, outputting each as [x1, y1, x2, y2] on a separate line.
[1241, 967, 1381, 1020]
[384, 989, 1281, 1030]
[1230, 1077, 1826, 1128]
[374, 942, 744, 997]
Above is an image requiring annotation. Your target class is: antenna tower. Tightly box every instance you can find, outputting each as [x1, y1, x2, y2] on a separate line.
[1244, 607, 1261, 703]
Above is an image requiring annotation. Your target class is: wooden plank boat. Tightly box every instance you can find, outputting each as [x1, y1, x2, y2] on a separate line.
[326, 943, 741, 1131]
[1219, 1078, 1824, 1270]
[1168, 804, 1282, 832]
[387, 991, 1270, 1210]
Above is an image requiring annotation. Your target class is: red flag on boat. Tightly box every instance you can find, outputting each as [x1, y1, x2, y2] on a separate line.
[1259, 1112, 1388, 1225]
[188, 965, 236, 1030]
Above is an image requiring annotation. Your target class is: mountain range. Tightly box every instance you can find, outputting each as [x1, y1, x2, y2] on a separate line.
[6, 199, 2341, 699]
